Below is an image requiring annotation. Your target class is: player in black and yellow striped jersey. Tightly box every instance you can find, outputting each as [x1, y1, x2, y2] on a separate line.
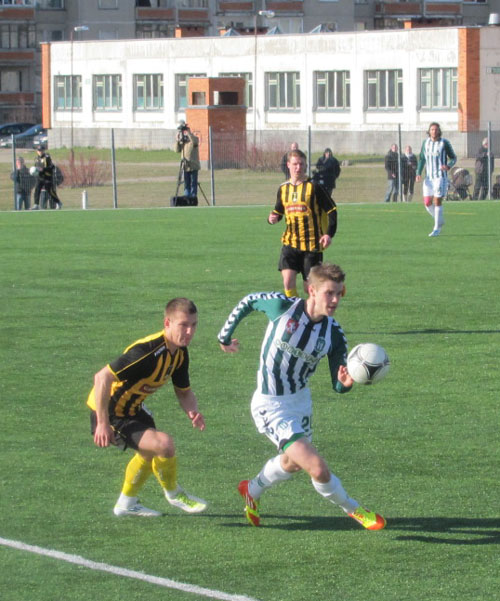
[269, 149, 338, 298]
[87, 297, 207, 517]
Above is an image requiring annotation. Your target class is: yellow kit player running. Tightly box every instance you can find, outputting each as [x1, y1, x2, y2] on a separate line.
[87, 298, 207, 517]
[269, 149, 338, 298]
[218, 263, 385, 531]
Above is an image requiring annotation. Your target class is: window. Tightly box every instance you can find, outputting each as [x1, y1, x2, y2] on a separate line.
[54, 75, 82, 110]
[136, 23, 171, 38]
[419, 68, 457, 110]
[93, 74, 122, 111]
[0, 70, 22, 92]
[0, 24, 36, 49]
[0, 0, 33, 4]
[37, 0, 64, 8]
[366, 69, 403, 109]
[266, 72, 300, 110]
[99, 0, 118, 7]
[175, 73, 205, 110]
[314, 71, 350, 110]
[134, 74, 164, 110]
[219, 72, 252, 108]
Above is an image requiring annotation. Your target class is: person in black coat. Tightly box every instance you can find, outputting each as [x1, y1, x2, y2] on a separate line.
[383, 144, 399, 203]
[473, 138, 495, 200]
[313, 148, 341, 196]
[401, 145, 417, 202]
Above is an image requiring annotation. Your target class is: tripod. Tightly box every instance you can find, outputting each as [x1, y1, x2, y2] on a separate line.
[175, 153, 209, 206]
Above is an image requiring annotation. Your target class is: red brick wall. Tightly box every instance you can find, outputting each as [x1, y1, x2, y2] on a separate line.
[458, 28, 480, 132]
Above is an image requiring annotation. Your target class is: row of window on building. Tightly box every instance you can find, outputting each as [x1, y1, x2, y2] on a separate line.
[54, 67, 458, 114]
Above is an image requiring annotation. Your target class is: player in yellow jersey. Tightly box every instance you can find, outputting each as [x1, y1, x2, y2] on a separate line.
[269, 149, 338, 298]
[87, 298, 207, 517]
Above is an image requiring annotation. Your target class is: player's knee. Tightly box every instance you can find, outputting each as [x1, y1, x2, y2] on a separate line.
[424, 197, 432, 207]
[307, 459, 330, 482]
[152, 431, 175, 457]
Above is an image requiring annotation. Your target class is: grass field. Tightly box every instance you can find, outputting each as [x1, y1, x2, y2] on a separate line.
[1, 200, 499, 601]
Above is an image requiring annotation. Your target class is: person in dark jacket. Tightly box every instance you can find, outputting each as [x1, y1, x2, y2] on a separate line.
[313, 148, 341, 196]
[401, 145, 417, 202]
[383, 144, 399, 203]
[10, 156, 34, 210]
[472, 138, 494, 200]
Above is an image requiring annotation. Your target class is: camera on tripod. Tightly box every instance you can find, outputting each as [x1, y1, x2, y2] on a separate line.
[177, 121, 189, 143]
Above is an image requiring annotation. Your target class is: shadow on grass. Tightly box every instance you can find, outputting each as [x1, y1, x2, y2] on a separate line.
[352, 329, 500, 336]
[219, 514, 500, 544]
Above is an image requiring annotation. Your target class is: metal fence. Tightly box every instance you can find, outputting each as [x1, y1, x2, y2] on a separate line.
[2, 125, 499, 212]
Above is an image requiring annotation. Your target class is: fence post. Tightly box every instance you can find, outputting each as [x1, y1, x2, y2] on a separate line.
[11, 135, 17, 210]
[82, 189, 88, 209]
[209, 126, 215, 206]
[397, 124, 402, 201]
[308, 125, 312, 178]
[111, 128, 118, 209]
[487, 121, 492, 200]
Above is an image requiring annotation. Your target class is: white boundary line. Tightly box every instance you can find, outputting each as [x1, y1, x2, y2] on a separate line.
[0, 537, 261, 601]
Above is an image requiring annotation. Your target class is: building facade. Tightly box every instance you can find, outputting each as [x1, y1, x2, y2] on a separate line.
[43, 24, 500, 155]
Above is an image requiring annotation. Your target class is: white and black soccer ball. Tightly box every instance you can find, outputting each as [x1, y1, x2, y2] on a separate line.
[347, 343, 390, 385]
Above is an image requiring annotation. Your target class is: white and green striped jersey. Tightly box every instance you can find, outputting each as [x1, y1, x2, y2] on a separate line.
[218, 292, 350, 396]
[417, 137, 457, 179]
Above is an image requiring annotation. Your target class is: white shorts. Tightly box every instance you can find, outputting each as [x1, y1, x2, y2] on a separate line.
[423, 176, 449, 199]
[251, 387, 313, 451]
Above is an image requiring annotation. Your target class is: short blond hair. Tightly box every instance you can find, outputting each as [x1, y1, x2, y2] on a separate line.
[308, 263, 345, 288]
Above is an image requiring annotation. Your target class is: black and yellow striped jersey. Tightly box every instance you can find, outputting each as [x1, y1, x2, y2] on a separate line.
[273, 179, 337, 252]
[87, 330, 190, 418]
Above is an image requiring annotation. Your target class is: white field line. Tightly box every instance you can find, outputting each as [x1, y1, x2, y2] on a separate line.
[0, 537, 262, 601]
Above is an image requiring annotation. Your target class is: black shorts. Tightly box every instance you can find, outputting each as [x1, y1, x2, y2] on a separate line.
[278, 245, 323, 281]
[90, 406, 156, 451]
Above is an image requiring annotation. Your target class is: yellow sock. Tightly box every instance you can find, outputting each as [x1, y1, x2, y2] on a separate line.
[152, 456, 178, 492]
[121, 453, 153, 497]
[285, 288, 298, 298]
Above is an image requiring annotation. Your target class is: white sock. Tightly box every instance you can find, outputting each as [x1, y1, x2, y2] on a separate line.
[425, 204, 435, 218]
[116, 493, 137, 508]
[435, 205, 444, 228]
[312, 474, 359, 514]
[248, 455, 293, 500]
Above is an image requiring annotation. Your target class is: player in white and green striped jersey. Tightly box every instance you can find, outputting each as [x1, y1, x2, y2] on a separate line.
[218, 263, 386, 531]
[416, 122, 457, 237]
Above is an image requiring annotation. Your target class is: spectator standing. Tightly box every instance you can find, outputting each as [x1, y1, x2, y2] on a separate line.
[313, 148, 341, 196]
[401, 145, 417, 202]
[280, 142, 299, 180]
[175, 124, 200, 200]
[472, 138, 494, 200]
[10, 157, 34, 210]
[492, 175, 500, 200]
[384, 144, 399, 203]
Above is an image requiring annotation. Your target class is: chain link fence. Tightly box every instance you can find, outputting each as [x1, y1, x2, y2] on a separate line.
[2, 124, 499, 211]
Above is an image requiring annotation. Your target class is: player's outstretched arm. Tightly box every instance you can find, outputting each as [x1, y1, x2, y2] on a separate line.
[175, 387, 205, 431]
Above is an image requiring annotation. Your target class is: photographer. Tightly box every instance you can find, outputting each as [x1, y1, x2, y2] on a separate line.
[175, 123, 200, 201]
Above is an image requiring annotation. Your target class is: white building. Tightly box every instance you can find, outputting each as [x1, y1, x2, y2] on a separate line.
[43, 24, 500, 155]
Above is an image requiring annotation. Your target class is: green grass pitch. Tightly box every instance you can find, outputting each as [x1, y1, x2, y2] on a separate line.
[1, 201, 499, 601]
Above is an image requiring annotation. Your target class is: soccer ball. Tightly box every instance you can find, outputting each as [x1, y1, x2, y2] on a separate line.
[347, 343, 390, 385]
[29, 166, 37, 176]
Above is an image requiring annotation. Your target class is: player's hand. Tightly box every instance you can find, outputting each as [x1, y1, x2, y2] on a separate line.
[94, 422, 115, 447]
[441, 165, 449, 172]
[188, 410, 205, 431]
[268, 213, 279, 224]
[220, 339, 240, 353]
[415, 175, 422, 183]
[337, 365, 354, 388]
[319, 234, 332, 249]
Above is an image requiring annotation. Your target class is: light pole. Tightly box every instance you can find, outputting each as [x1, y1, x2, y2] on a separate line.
[253, 10, 275, 152]
[70, 25, 89, 162]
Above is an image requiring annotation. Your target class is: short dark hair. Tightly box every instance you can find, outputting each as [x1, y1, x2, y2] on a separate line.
[165, 297, 197, 317]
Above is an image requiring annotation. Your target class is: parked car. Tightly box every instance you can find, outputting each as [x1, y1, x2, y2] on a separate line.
[0, 122, 35, 146]
[0, 124, 46, 149]
[32, 128, 49, 149]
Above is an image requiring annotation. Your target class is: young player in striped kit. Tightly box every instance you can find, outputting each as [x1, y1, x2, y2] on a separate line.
[416, 122, 457, 237]
[218, 263, 386, 531]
